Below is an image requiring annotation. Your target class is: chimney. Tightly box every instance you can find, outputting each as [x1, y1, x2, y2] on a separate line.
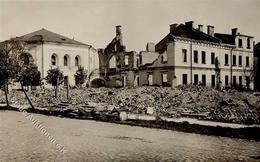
[116, 25, 123, 46]
[185, 21, 194, 29]
[207, 25, 214, 36]
[198, 24, 203, 32]
[146, 42, 155, 52]
[170, 24, 178, 33]
[232, 28, 238, 36]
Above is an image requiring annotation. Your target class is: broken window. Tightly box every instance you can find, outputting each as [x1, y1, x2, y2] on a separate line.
[125, 55, 129, 66]
[161, 51, 167, 63]
[162, 73, 168, 83]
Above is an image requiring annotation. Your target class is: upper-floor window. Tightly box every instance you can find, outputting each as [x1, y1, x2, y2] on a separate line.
[75, 55, 80, 67]
[64, 55, 69, 66]
[125, 55, 129, 66]
[161, 52, 167, 63]
[239, 55, 242, 66]
[194, 50, 198, 63]
[247, 38, 251, 49]
[202, 51, 206, 64]
[225, 54, 229, 65]
[238, 38, 243, 48]
[51, 54, 57, 66]
[182, 49, 187, 62]
[246, 56, 249, 67]
[232, 55, 236, 66]
[211, 52, 215, 64]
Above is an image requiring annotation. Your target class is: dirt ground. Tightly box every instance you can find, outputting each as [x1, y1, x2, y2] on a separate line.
[1, 85, 260, 124]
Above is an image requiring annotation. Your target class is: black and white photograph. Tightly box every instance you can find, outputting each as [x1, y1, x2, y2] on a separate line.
[0, 0, 260, 161]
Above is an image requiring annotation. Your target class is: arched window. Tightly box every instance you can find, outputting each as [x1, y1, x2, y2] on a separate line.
[75, 55, 80, 67]
[51, 54, 57, 66]
[64, 55, 69, 66]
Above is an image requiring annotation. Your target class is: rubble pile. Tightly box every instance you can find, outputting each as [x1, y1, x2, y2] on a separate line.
[0, 85, 259, 124]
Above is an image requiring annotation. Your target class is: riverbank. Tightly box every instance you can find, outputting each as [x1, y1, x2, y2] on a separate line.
[1, 105, 260, 141]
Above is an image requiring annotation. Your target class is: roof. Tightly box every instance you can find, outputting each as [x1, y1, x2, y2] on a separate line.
[214, 33, 236, 45]
[155, 23, 222, 53]
[19, 28, 89, 46]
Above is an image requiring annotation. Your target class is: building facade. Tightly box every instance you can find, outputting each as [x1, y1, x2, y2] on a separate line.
[138, 21, 254, 89]
[254, 42, 260, 91]
[97, 22, 255, 89]
[19, 29, 99, 86]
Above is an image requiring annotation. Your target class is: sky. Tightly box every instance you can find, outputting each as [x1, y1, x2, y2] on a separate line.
[0, 0, 260, 51]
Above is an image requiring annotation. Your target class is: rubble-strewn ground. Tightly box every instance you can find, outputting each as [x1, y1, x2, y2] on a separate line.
[1, 85, 260, 124]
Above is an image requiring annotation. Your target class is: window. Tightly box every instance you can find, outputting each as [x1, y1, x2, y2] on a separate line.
[125, 55, 129, 66]
[194, 74, 198, 85]
[233, 76, 236, 87]
[162, 73, 168, 83]
[182, 74, 187, 84]
[202, 51, 206, 64]
[194, 50, 198, 63]
[51, 54, 57, 66]
[211, 52, 215, 64]
[238, 38, 243, 48]
[225, 75, 229, 86]
[246, 56, 249, 67]
[64, 55, 69, 66]
[246, 76, 250, 88]
[202, 75, 206, 86]
[225, 54, 229, 65]
[211, 75, 215, 87]
[239, 56, 242, 66]
[239, 76, 242, 86]
[247, 38, 250, 49]
[148, 74, 153, 86]
[182, 49, 187, 62]
[161, 52, 167, 63]
[75, 56, 80, 67]
[232, 55, 236, 66]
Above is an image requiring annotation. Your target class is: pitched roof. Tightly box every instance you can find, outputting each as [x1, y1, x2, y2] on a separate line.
[214, 33, 235, 45]
[155, 23, 222, 53]
[19, 28, 89, 46]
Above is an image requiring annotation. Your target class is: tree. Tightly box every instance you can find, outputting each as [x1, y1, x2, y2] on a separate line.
[0, 38, 27, 106]
[19, 63, 41, 89]
[46, 68, 64, 98]
[74, 67, 87, 87]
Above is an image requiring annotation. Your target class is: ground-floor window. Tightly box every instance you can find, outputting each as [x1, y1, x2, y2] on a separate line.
[194, 74, 198, 85]
[233, 76, 237, 87]
[202, 74, 206, 86]
[182, 74, 187, 84]
[225, 75, 229, 86]
[239, 76, 242, 87]
[211, 75, 215, 87]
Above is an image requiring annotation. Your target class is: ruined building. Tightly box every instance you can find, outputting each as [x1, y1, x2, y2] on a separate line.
[100, 22, 255, 89]
[254, 42, 260, 91]
[98, 26, 138, 87]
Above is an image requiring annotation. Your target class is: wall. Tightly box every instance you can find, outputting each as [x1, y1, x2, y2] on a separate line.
[28, 42, 99, 86]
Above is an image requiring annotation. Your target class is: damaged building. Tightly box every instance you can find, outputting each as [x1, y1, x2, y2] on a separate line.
[98, 25, 138, 87]
[99, 22, 255, 89]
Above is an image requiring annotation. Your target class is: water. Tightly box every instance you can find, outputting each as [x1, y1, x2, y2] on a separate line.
[0, 111, 259, 162]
